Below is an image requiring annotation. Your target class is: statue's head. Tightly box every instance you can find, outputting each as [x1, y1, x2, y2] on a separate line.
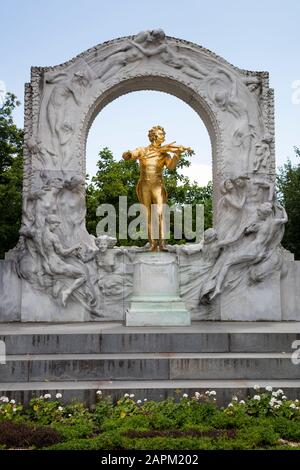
[73, 70, 90, 88]
[151, 29, 165, 42]
[257, 202, 273, 220]
[221, 178, 234, 193]
[45, 214, 61, 232]
[234, 176, 249, 188]
[96, 235, 117, 252]
[204, 228, 218, 243]
[148, 125, 166, 145]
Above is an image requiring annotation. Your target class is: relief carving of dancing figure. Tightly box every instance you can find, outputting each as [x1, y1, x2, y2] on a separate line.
[37, 214, 87, 306]
[200, 201, 288, 303]
[44, 68, 92, 164]
[253, 134, 272, 172]
[217, 176, 248, 240]
[128, 30, 208, 80]
[207, 69, 256, 168]
[94, 30, 165, 81]
[95, 29, 208, 82]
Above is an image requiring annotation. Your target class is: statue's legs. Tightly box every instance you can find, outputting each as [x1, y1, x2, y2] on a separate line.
[137, 182, 157, 251]
[152, 182, 167, 251]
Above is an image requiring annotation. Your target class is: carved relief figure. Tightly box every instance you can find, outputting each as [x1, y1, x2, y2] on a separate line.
[200, 202, 288, 302]
[38, 214, 87, 306]
[207, 69, 256, 168]
[253, 134, 272, 172]
[128, 29, 208, 80]
[217, 177, 248, 240]
[45, 69, 92, 163]
[95, 30, 166, 81]
[17, 173, 103, 313]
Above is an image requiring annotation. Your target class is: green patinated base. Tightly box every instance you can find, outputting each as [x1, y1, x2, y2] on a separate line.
[126, 252, 191, 327]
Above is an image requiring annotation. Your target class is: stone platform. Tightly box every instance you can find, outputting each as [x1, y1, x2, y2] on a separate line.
[1, 322, 300, 406]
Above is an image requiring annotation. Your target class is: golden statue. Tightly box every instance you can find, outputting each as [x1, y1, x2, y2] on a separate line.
[122, 125, 192, 251]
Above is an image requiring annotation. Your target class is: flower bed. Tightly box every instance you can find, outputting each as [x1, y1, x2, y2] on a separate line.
[0, 387, 300, 450]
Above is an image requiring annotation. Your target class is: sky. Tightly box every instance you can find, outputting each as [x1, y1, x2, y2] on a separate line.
[1, 0, 299, 185]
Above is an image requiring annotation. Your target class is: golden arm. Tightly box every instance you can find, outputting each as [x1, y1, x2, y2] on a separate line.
[122, 147, 143, 161]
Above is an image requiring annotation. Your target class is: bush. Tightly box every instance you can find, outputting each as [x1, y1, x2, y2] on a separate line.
[0, 420, 61, 449]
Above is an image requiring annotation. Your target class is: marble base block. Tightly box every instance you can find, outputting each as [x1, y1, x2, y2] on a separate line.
[126, 252, 190, 326]
[220, 271, 282, 321]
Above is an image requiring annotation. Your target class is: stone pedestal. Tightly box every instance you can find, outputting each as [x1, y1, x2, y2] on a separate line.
[126, 252, 190, 326]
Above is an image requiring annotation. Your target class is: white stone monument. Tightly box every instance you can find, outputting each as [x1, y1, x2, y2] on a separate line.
[0, 29, 299, 323]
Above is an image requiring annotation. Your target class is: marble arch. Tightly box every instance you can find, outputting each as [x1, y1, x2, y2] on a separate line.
[23, 30, 274, 220]
[3, 30, 297, 324]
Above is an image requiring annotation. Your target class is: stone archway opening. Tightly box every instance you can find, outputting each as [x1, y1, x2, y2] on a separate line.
[85, 89, 212, 187]
[82, 76, 220, 217]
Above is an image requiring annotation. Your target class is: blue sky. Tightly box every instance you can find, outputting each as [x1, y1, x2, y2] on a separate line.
[1, 0, 299, 184]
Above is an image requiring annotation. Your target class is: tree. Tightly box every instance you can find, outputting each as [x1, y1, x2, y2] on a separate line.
[277, 147, 300, 260]
[0, 93, 23, 258]
[86, 147, 213, 245]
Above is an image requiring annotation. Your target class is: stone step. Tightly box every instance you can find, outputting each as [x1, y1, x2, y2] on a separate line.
[1, 379, 300, 406]
[0, 352, 299, 382]
[1, 322, 300, 354]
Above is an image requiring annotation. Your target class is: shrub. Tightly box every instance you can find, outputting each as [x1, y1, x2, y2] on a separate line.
[0, 420, 61, 449]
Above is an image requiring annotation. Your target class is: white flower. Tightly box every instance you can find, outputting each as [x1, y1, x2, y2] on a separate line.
[137, 400, 142, 404]
[58, 406, 64, 411]
[290, 403, 296, 409]
[295, 399, 299, 403]
[265, 386, 273, 392]
[129, 394, 135, 398]
[13, 408, 17, 413]
[143, 398, 147, 402]
[44, 393, 51, 399]
[209, 391, 216, 396]
[124, 393, 129, 398]
[39, 395, 44, 399]
[272, 391, 278, 397]
[227, 403, 233, 407]
[253, 385, 260, 391]
[182, 393, 188, 398]
[56, 393, 62, 399]
[282, 395, 287, 400]
[276, 389, 284, 395]
[205, 390, 210, 395]
[96, 390, 102, 396]
[10, 399, 16, 404]
[0, 396, 9, 403]
[253, 395, 261, 401]
[232, 395, 238, 402]
[239, 400, 245, 405]
[194, 392, 201, 399]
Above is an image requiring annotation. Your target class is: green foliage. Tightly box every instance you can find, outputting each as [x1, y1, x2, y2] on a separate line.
[1, 389, 300, 450]
[86, 147, 213, 244]
[0, 93, 23, 258]
[277, 147, 300, 259]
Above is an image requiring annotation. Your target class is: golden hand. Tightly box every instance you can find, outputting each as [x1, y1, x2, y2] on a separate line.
[122, 150, 132, 160]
